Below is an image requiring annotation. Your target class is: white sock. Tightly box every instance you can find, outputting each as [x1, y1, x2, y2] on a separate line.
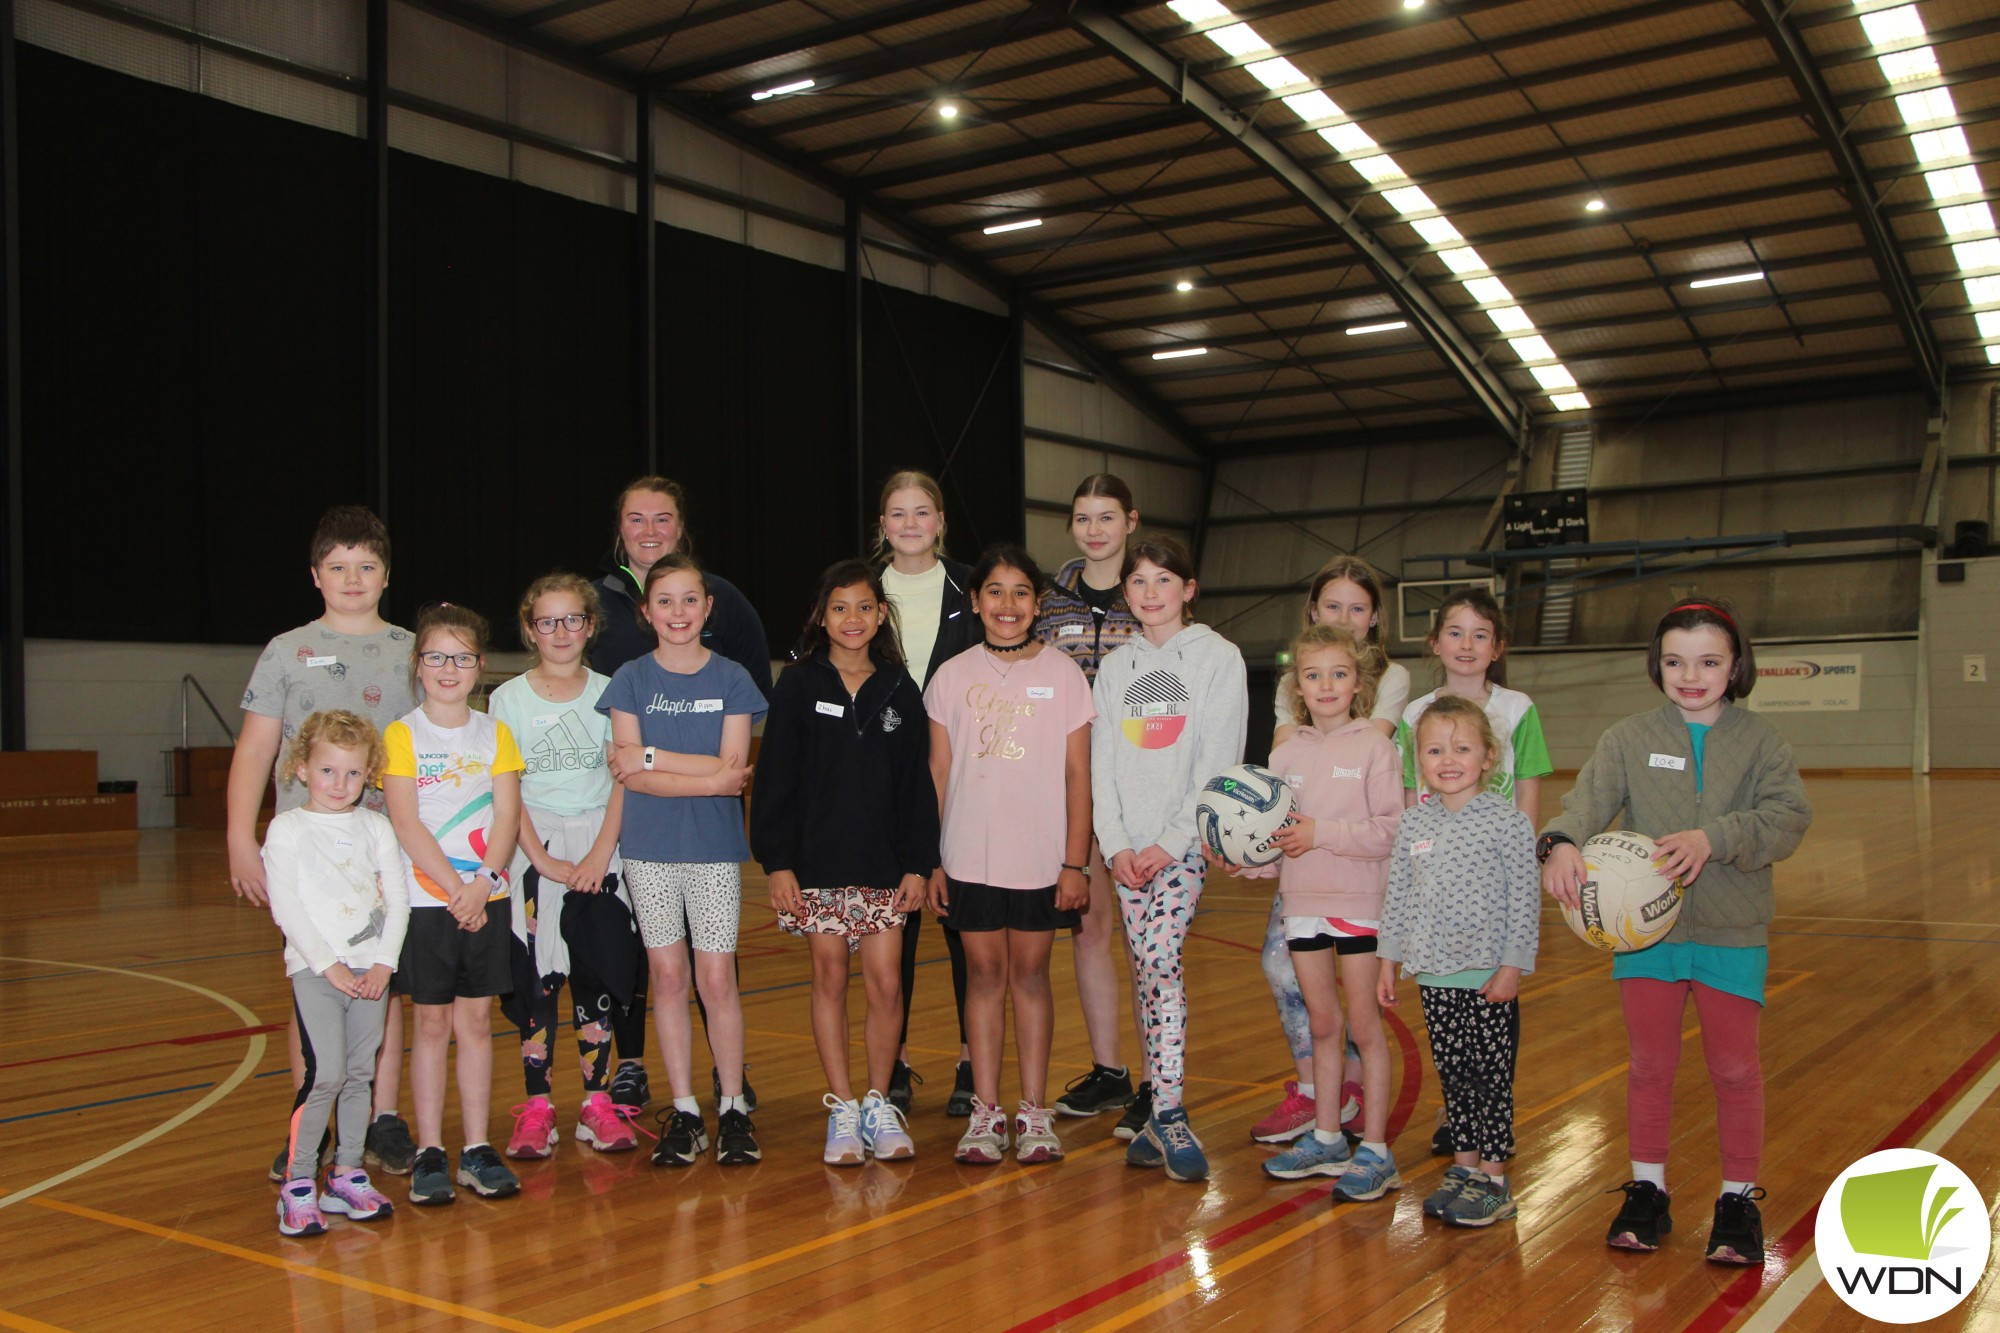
[719, 1095, 747, 1114]
[1485, 1172, 1506, 1189]
[1312, 1128, 1341, 1145]
[1296, 1083, 1316, 1099]
[1361, 1140, 1388, 1158]
[1632, 1161, 1667, 1189]
[673, 1096, 700, 1115]
[1721, 1179, 1755, 1198]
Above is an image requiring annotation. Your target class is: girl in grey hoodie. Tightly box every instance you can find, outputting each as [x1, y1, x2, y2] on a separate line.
[1091, 535, 1247, 1182]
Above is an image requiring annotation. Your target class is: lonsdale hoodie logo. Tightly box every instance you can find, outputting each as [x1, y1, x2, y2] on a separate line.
[1818, 1149, 1990, 1323]
[1120, 669, 1189, 749]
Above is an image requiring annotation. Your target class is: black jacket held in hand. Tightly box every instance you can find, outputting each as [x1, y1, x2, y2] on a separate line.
[912, 557, 981, 688]
[750, 647, 939, 889]
[589, 551, 775, 698]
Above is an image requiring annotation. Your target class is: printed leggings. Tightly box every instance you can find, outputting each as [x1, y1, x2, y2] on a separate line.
[1420, 984, 1520, 1164]
[509, 862, 617, 1098]
[1622, 978, 1763, 1181]
[1116, 851, 1205, 1111]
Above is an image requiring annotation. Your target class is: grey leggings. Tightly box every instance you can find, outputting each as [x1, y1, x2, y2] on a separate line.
[287, 971, 387, 1181]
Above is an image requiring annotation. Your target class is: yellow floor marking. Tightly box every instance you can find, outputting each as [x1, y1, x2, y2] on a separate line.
[28, 1198, 541, 1333]
[1084, 1211, 1341, 1331]
[0, 1309, 72, 1333]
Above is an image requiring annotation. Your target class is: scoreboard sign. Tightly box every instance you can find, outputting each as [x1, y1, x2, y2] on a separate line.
[1503, 489, 1589, 549]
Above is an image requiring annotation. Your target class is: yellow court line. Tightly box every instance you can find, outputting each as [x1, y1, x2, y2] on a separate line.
[28, 1198, 542, 1333]
[738, 1029, 1267, 1089]
[0, 1309, 71, 1333]
[550, 1079, 1286, 1333]
[1085, 1210, 1341, 1332]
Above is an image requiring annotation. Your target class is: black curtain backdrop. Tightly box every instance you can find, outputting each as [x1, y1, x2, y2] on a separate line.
[17, 44, 1023, 653]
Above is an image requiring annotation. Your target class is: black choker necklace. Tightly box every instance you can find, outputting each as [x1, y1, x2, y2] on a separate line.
[984, 637, 1031, 654]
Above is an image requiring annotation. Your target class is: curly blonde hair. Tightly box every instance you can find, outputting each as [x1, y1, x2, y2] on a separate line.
[1288, 623, 1383, 726]
[283, 710, 387, 792]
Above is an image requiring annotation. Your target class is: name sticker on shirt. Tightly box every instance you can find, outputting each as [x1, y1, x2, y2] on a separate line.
[1027, 686, 1055, 700]
[1411, 838, 1435, 857]
[1648, 752, 1688, 771]
[1142, 701, 1170, 717]
[334, 838, 353, 849]
[1285, 773, 1303, 788]
[1057, 625, 1086, 637]
[304, 655, 337, 668]
[815, 700, 845, 718]
[693, 699, 724, 713]
[532, 714, 556, 728]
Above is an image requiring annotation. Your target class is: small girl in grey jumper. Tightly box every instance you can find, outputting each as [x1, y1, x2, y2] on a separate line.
[1377, 695, 1539, 1230]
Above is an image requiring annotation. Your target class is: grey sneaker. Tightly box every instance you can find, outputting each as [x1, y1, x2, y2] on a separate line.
[1442, 1172, 1516, 1228]
[1424, 1164, 1476, 1218]
[408, 1146, 455, 1206]
[1263, 1132, 1353, 1180]
[456, 1144, 520, 1199]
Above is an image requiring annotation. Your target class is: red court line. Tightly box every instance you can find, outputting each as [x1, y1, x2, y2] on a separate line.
[1683, 1023, 2000, 1333]
[0, 1023, 284, 1071]
[1004, 1007, 1424, 1333]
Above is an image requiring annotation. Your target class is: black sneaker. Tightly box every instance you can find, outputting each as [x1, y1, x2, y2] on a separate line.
[1055, 1064, 1136, 1117]
[1606, 1180, 1673, 1251]
[946, 1061, 975, 1118]
[710, 1066, 759, 1114]
[610, 1061, 651, 1111]
[888, 1061, 921, 1115]
[1112, 1082, 1154, 1141]
[456, 1143, 520, 1199]
[271, 1127, 335, 1182]
[364, 1113, 416, 1176]
[715, 1109, 761, 1165]
[408, 1146, 455, 1206]
[652, 1109, 708, 1167]
[1705, 1188, 1766, 1266]
[1429, 1107, 1454, 1158]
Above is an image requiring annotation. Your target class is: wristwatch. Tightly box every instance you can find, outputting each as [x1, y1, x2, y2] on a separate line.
[643, 746, 656, 772]
[477, 866, 506, 892]
[1535, 832, 1576, 864]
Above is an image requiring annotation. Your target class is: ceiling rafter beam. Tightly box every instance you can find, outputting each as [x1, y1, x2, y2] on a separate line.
[651, 2, 1055, 91]
[1033, 0, 1526, 442]
[804, 78, 1160, 163]
[856, 106, 1200, 190]
[1741, 0, 1943, 403]
[765, 49, 1125, 136]
[580, 0, 797, 56]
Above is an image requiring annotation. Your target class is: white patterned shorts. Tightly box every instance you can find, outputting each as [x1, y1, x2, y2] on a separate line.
[779, 886, 906, 955]
[624, 860, 741, 952]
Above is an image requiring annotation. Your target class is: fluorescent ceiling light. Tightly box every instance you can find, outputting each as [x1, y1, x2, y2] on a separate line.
[1925, 167, 1983, 201]
[1896, 89, 1957, 125]
[1349, 155, 1407, 184]
[1977, 310, 2000, 339]
[1859, 5, 1925, 47]
[1205, 22, 1270, 56]
[1167, 0, 1231, 21]
[1550, 392, 1592, 412]
[750, 78, 815, 101]
[1939, 203, 1997, 237]
[1283, 90, 1341, 122]
[1877, 47, 1940, 83]
[1963, 275, 2000, 306]
[1411, 216, 1462, 245]
[1953, 238, 2000, 270]
[982, 217, 1043, 235]
[1584, 197, 1606, 212]
[1175, 279, 1194, 292]
[1403, 0, 1425, 9]
[1463, 276, 1514, 305]
[1988, 346, 2000, 365]
[1245, 57, 1309, 90]
[1345, 320, 1408, 335]
[1152, 346, 1208, 360]
[1689, 270, 1765, 289]
[1437, 247, 1488, 275]
[1487, 306, 1535, 334]
[1911, 127, 1970, 163]
[1319, 122, 1377, 154]
[1507, 335, 1556, 362]
[938, 102, 959, 119]
[1530, 364, 1578, 391]
[1381, 185, 1436, 216]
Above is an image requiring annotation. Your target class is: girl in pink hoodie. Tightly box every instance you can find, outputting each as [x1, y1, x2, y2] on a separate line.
[1222, 624, 1404, 1201]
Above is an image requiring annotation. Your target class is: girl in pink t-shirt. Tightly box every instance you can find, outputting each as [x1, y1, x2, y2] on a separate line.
[924, 544, 1094, 1167]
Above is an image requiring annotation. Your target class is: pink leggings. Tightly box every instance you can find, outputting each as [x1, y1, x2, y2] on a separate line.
[1621, 978, 1763, 1182]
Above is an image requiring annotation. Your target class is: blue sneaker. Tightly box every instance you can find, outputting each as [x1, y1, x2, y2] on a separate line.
[1332, 1145, 1401, 1202]
[1150, 1106, 1208, 1183]
[1126, 1125, 1165, 1169]
[1263, 1132, 1352, 1179]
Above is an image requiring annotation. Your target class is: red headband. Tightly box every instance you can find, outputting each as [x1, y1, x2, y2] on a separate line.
[1665, 601, 1736, 631]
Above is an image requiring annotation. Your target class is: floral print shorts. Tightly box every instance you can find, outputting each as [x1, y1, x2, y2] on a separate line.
[779, 886, 907, 954]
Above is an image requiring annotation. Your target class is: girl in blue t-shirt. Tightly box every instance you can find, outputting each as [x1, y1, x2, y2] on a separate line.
[601, 555, 767, 1168]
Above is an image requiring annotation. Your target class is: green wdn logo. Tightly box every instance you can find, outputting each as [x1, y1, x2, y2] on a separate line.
[1836, 1165, 1966, 1298]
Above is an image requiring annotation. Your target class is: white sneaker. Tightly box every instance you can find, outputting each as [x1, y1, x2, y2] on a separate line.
[1014, 1101, 1064, 1164]
[955, 1096, 1008, 1164]
[860, 1090, 915, 1160]
[822, 1093, 865, 1166]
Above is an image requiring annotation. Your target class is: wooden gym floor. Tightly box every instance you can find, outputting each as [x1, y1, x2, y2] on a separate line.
[3, 775, 1997, 1331]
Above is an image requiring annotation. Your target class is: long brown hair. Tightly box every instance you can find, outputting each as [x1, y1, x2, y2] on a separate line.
[1305, 554, 1390, 646]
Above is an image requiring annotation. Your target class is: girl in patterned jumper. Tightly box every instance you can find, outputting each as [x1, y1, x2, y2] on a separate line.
[1225, 624, 1400, 1202]
[1377, 695, 1540, 1229]
[1541, 599, 1811, 1267]
[1092, 535, 1247, 1182]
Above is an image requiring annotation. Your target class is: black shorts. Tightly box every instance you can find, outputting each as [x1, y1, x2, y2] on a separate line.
[396, 906, 512, 1004]
[1287, 932, 1378, 956]
[943, 878, 1079, 934]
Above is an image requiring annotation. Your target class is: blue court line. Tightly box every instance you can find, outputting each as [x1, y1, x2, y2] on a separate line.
[0, 1082, 215, 1125]
[0, 947, 282, 985]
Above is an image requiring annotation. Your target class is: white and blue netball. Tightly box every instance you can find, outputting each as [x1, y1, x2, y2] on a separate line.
[1197, 764, 1295, 867]
[1561, 831, 1684, 953]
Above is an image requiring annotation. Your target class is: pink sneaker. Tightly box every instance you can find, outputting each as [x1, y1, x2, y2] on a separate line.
[1250, 1081, 1316, 1143]
[320, 1168, 394, 1221]
[576, 1091, 640, 1152]
[1339, 1080, 1364, 1130]
[276, 1179, 326, 1236]
[506, 1098, 559, 1159]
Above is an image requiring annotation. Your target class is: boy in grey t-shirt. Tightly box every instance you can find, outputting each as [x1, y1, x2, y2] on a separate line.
[226, 505, 418, 1180]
